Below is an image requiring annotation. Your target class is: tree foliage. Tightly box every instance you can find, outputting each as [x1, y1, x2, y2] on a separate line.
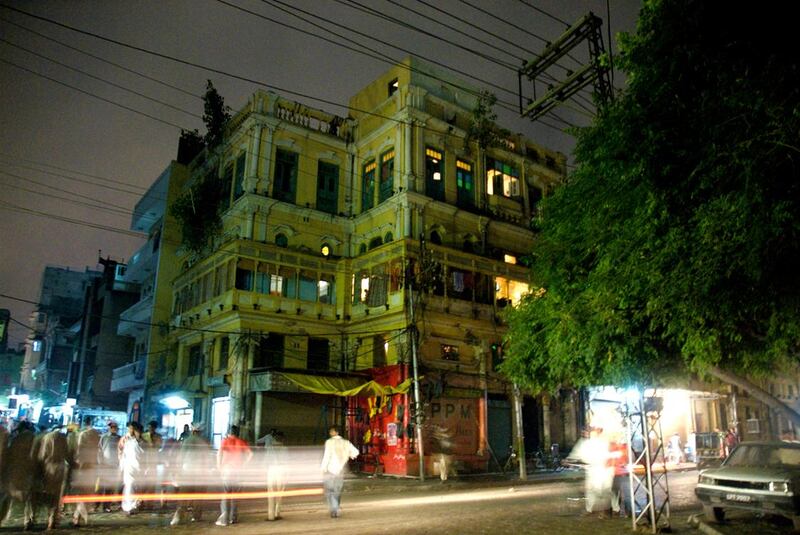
[503, 0, 800, 409]
[203, 80, 231, 149]
[465, 91, 511, 152]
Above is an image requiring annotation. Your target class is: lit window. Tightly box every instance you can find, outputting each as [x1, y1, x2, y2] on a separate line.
[360, 275, 370, 303]
[321, 244, 331, 257]
[495, 276, 529, 307]
[486, 158, 519, 198]
[318, 275, 336, 304]
[441, 344, 460, 361]
[504, 254, 517, 265]
[32, 340, 42, 352]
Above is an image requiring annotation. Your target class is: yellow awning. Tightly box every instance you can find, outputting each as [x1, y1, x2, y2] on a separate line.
[279, 373, 416, 397]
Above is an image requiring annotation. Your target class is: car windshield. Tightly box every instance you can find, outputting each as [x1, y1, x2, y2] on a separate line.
[725, 444, 800, 468]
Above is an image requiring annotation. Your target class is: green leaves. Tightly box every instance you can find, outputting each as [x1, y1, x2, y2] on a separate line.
[503, 0, 800, 394]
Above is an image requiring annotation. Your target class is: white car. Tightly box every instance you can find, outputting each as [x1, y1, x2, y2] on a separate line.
[695, 441, 800, 529]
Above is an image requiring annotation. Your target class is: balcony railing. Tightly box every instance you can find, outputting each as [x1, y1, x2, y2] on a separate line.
[110, 360, 146, 392]
[117, 295, 154, 337]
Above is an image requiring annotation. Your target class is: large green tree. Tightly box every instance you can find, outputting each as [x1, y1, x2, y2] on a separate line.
[503, 0, 800, 424]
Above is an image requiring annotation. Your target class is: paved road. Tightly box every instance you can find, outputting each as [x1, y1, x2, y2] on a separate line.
[0, 470, 706, 534]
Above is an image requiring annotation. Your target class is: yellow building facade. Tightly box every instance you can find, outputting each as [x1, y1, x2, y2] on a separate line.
[148, 58, 575, 473]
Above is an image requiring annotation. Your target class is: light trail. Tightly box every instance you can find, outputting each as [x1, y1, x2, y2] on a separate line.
[62, 487, 323, 504]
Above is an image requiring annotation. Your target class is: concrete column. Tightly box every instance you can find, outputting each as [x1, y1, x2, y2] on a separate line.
[404, 119, 413, 191]
[254, 391, 264, 443]
[246, 124, 262, 193]
[541, 393, 551, 451]
[259, 127, 274, 195]
[520, 161, 531, 220]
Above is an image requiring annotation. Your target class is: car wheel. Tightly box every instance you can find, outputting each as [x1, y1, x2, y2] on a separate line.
[703, 505, 725, 523]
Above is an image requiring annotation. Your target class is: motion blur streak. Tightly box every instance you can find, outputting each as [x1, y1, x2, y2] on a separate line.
[62, 487, 323, 503]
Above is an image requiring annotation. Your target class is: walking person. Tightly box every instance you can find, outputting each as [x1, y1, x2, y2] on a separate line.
[72, 416, 101, 526]
[216, 425, 252, 526]
[265, 431, 287, 521]
[171, 424, 212, 526]
[320, 426, 359, 518]
[120, 422, 144, 515]
[97, 421, 122, 511]
[431, 425, 454, 481]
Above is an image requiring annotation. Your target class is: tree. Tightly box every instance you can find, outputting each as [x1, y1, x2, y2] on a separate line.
[202, 80, 231, 149]
[502, 0, 800, 424]
[464, 91, 511, 153]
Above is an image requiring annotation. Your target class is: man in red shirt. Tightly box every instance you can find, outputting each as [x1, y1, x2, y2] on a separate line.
[216, 425, 253, 526]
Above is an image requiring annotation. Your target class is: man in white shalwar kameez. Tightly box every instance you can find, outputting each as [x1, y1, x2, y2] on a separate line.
[120, 422, 144, 514]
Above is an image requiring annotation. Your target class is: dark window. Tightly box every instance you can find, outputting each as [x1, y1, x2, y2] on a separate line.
[490, 342, 504, 371]
[447, 268, 472, 301]
[233, 152, 246, 200]
[362, 160, 376, 211]
[188, 345, 203, 376]
[369, 236, 383, 250]
[379, 149, 394, 203]
[529, 185, 543, 216]
[456, 159, 475, 208]
[384, 232, 393, 243]
[388, 78, 399, 97]
[441, 344, 459, 361]
[275, 233, 288, 248]
[316, 161, 339, 214]
[220, 167, 232, 210]
[425, 147, 444, 201]
[235, 259, 254, 291]
[218, 336, 230, 370]
[253, 334, 284, 369]
[373, 335, 386, 367]
[151, 230, 161, 252]
[430, 231, 442, 245]
[274, 149, 298, 203]
[299, 270, 316, 302]
[359, 243, 367, 255]
[307, 338, 330, 371]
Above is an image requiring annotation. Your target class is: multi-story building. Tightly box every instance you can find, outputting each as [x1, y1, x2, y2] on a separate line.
[20, 266, 100, 402]
[146, 57, 577, 473]
[112, 162, 188, 420]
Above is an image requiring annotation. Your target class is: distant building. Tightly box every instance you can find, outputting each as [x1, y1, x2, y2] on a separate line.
[67, 257, 139, 410]
[20, 266, 100, 401]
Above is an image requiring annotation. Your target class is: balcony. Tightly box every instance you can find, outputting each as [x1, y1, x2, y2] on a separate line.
[486, 194, 524, 224]
[117, 295, 154, 337]
[110, 360, 145, 392]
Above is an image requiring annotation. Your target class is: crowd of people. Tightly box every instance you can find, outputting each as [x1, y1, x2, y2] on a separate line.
[0, 418, 358, 530]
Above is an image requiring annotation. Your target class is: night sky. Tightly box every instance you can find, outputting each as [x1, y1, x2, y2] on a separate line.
[0, 0, 641, 347]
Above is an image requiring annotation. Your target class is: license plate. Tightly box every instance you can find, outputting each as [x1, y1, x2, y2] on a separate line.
[726, 493, 752, 503]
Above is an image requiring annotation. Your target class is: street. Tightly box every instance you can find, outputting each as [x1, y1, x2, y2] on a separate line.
[2, 471, 706, 534]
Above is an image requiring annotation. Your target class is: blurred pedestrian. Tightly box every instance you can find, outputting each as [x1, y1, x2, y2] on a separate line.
[724, 427, 739, 457]
[178, 424, 191, 442]
[171, 424, 212, 526]
[72, 416, 101, 526]
[120, 421, 144, 515]
[431, 425, 454, 481]
[265, 431, 287, 521]
[33, 427, 71, 529]
[97, 421, 122, 511]
[216, 425, 252, 526]
[0, 420, 37, 530]
[574, 427, 613, 518]
[141, 420, 163, 508]
[320, 426, 359, 518]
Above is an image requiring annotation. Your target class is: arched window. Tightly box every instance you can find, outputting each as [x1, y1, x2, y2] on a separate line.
[275, 233, 288, 248]
[430, 231, 442, 245]
[321, 243, 332, 257]
[463, 240, 475, 254]
[359, 243, 367, 255]
[369, 236, 383, 250]
[384, 232, 393, 243]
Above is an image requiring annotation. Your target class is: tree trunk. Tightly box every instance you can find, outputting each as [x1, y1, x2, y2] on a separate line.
[708, 366, 800, 430]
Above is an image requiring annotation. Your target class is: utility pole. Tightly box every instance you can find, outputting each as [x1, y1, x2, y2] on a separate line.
[408, 285, 425, 481]
[518, 12, 613, 121]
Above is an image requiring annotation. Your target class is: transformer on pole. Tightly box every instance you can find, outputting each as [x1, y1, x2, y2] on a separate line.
[518, 12, 613, 121]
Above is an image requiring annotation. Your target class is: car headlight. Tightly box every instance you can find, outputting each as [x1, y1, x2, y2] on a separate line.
[769, 481, 789, 493]
[699, 475, 715, 485]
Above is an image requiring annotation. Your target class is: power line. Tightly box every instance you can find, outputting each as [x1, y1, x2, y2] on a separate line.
[0, 58, 189, 131]
[0, 38, 200, 119]
[0, 169, 133, 212]
[514, 0, 571, 27]
[0, 15, 201, 101]
[0, 3, 573, 137]
[333, 0, 518, 70]
[0, 178, 134, 219]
